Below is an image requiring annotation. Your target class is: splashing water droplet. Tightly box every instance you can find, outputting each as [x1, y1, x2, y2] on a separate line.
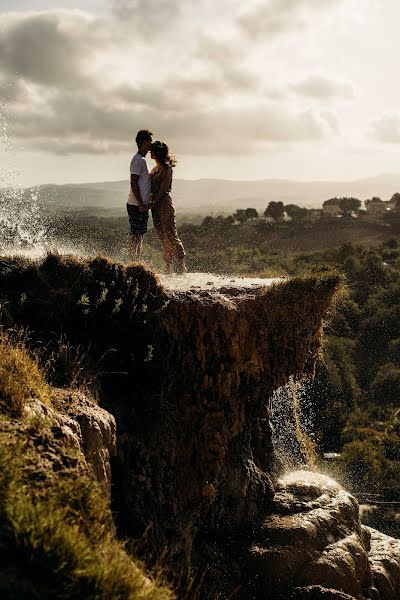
[0, 102, 48, 254]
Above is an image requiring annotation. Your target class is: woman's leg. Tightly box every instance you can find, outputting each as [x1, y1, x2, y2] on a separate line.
[151, 204, 173, 273]
[162, 201, 186, 272]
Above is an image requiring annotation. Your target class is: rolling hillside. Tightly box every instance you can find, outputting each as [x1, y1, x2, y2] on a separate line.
[16, 173, 400, 215]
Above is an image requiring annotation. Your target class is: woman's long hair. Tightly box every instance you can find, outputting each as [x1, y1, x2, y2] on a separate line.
[151, 141, 177, 168]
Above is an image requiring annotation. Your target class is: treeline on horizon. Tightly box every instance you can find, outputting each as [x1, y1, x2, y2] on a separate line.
[201, 191, 400, 225]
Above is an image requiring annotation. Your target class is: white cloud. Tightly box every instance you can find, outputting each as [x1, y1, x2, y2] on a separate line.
[111, 0, 181, 34]
[369, 114, 400, 143]
[0, 76, 28, 102]
[0, 10, 106, 88]
[0, 3, 349, 162]
[239, 0, 342, 38]
[6, 85, 337, 155]
[291, 75, 354, 100]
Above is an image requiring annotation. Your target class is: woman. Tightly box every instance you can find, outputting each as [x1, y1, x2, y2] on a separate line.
[150, 141, 187, 274]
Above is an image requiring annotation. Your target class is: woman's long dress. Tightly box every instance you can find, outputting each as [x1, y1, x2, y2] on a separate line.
[151, 165, 186, 266]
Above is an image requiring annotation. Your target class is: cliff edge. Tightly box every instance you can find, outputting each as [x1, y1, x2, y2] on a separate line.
[0, 255, 398, 599]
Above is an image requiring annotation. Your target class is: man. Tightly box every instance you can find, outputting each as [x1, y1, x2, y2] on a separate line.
[127, 129, 153, 259]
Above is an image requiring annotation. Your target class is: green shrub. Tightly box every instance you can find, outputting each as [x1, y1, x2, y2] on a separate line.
[340, 439, 383, 493]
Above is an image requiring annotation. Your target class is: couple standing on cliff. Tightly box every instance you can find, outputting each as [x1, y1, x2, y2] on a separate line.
[127, 128, 187, 274]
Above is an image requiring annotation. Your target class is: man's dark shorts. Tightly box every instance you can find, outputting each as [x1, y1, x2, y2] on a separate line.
[127, 203, 148, 236]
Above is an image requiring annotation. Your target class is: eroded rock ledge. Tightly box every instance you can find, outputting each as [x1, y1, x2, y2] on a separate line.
[2, 256, 399, 599]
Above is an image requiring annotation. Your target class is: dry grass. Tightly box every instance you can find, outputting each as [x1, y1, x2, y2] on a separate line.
[45, 334, 103, 397]
[0, 329, 50, 416]
[0, 421, 174, 600]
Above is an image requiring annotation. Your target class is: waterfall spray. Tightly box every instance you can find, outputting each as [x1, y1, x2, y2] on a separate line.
[0, 101, 48, 254]
[269, 377, 317, 470]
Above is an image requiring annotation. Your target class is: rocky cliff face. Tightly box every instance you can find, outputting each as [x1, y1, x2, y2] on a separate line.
[0, 255, 399, 599]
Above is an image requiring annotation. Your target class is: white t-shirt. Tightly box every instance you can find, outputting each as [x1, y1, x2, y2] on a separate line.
[128, 152, 152, 206]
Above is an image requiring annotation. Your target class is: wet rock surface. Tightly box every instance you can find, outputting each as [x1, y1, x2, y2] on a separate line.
[245, 470, 400, 600]
[158, 272, 282, 294]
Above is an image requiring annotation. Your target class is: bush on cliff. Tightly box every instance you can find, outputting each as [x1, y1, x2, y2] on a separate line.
[0, 253, 167, 403]
[0, 330, 49, 416]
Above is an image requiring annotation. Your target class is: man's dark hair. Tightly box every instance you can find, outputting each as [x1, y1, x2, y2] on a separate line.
[136, 129, 153, 148]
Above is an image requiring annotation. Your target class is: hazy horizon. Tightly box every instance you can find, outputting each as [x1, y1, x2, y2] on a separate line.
[6, 172, 399, 215]
[10, 170, 400, 190]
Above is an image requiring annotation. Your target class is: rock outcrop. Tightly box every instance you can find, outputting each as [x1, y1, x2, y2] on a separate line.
[1, 255, 400, 599]
[246, 471, 400, 600]
[367, 527, 400, 599]
[0, 256, 340, 583]
[0, 390, 172, 600]
[23, 391, 117, 496]
[247, 471, 371, 598]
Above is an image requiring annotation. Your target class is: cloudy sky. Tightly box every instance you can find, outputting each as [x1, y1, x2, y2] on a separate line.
[1, 0, 400, 186]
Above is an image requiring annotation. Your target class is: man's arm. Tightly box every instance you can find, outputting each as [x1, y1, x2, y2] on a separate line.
[130, 174, 147, 211]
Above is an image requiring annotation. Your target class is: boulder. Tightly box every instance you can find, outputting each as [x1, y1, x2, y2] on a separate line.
[246, 471, 373, 599]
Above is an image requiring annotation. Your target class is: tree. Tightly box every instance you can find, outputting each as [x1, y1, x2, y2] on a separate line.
[371, 364, 400, 406]
[391, 193, 400, 209]
[202, 216, 215, 228]
[339, 197, 361, 217]
[224, 215, 235, 227]
[244, 208, 259, 220]
[285, 204, 307, 221]
[264, 201, 284, 221]
[384, 209, 400, 231]
[341, 439, 383, 493]
[233, 209, 247, 223]
[233, 208, 258, 223]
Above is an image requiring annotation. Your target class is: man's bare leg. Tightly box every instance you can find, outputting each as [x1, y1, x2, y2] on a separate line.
[129, 233, 143, 261]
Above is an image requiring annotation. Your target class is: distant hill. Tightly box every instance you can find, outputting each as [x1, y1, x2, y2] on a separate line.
[19, 174, 400, 215]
